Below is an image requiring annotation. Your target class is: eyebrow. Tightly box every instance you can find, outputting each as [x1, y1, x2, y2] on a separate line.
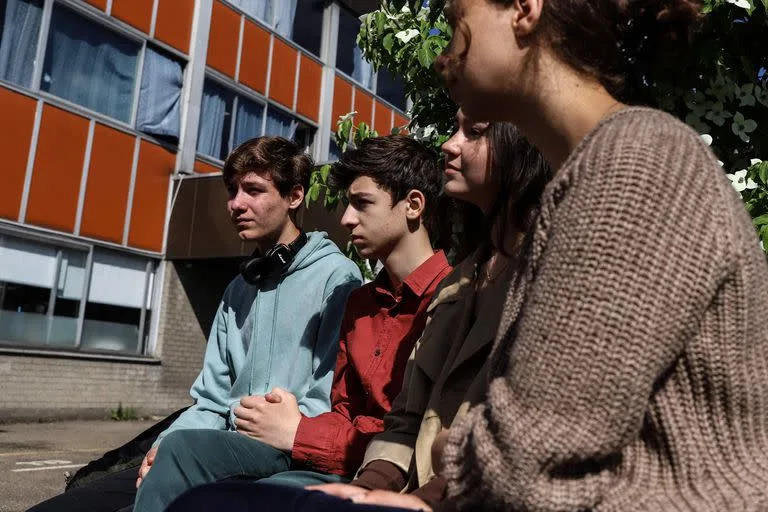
[348, 191, 374, 200]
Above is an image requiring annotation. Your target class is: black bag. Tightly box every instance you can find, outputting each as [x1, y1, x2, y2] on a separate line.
[65, 407, 189, 490]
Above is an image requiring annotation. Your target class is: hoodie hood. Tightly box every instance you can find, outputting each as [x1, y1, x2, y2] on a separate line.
[284, 231, 343, 274]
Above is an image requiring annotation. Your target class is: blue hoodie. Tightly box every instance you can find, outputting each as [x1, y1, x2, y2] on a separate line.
[155, 231, 362, 445]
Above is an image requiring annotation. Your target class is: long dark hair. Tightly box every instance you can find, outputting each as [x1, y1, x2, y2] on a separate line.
[450, 123, 552, 262]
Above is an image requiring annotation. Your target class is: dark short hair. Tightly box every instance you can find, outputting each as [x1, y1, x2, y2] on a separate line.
[222, 136, 313, 197]
[329, 135, 441, 229]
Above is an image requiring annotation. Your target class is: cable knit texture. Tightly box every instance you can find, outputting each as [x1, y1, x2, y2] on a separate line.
[441, 107, 768, 511]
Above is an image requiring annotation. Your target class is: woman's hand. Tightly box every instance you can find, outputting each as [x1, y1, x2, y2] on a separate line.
[307, 484, 432, 510]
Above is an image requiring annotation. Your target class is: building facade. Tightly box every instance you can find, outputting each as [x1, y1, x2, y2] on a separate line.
[0, 0, 406, 421]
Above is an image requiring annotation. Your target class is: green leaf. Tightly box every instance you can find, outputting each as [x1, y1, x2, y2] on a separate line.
[320, 164, 330, 182]
[382, 33, 394, 54]
[753, 213, 768, 226]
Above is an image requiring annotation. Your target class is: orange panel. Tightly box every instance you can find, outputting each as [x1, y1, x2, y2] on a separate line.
[393, 113, 410, 134]
[374, 101, 392, 136]
[331, 76, 353, 129]
[296, 55, 321, 122]
[239, 20, 269, 94]
[268, 39, 297, 109]
[207, 0, 240, 78]
[83, 0, 107, 10]
[26, 106, 89, 232]
[155, 0, 194, 53]
[195, 159, 221, 174]
[80, 125, 135, 243]
[0, 88, 36, 221]
[128, 141, 174, 252]
[111, 0, 153, 33]
[354, 89, 374, 127]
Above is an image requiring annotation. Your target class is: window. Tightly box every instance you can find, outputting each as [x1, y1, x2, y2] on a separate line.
[0, 233, 156, 355]
[376, 66, 407, 111]
[336, 7, 373, 89]
[197, 78, 314, 161]
[137, 45, 184, 143]
[227, 0, 323, 57]
[0, 0, 43, 87]
[1, 3, 185, 136]
[42, 4, 141, 123]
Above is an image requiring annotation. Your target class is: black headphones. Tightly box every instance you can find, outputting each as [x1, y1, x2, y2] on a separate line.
[240, 232, 308, 285]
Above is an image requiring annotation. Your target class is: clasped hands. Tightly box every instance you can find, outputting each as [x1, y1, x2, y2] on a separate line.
[233, 387, 302, 452]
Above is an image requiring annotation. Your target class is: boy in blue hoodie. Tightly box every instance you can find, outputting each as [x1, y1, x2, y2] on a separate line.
[131, 136, 362, 509]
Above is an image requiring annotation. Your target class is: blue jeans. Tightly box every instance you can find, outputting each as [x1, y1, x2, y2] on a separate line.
[133, 429, 298, 512]
[167, 482, 412, 512]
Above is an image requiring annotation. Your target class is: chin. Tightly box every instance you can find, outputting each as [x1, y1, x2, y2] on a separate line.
[443, 183, 469, 201]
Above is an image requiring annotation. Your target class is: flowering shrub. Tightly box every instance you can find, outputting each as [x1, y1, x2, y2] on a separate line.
[310, 0, 768, 253]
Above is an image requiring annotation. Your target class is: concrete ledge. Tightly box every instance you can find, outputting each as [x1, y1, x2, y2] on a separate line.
[0, 347, 162, 365]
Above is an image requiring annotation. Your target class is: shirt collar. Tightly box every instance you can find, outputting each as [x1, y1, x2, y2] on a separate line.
[373, 250, 450, 300]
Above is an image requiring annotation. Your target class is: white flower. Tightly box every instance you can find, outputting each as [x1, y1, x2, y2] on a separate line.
[701, 134, 713, 146]
[732, 112, 758, 143]
[395, 29, 420, 43]
[750, 158, 763, 166]
[705, 102, 733, 127]
[727, 169, 758, 192]
[734, 84, 756, 106]
[726, 0, 751, 10]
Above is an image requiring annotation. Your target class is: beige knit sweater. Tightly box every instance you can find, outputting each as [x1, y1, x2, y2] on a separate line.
[441, 107, 768, 511]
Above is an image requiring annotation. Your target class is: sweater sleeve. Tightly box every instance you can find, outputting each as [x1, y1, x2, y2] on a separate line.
[299, 264, 362, 417]
[154, 299, 232, 446]
[441, 114, 729, 511]
[292, 307, 386, 475]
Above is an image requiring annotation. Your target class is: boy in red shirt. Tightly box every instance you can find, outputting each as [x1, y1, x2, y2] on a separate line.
[134, 135, 451, 511]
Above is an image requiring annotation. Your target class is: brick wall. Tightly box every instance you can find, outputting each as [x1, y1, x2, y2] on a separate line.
[0, 260, 237, 422]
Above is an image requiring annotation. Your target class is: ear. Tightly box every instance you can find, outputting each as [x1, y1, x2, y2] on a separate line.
[404, 189, 427, 222]
[511, 0, 543, 38]
[287, 184, 304, 211]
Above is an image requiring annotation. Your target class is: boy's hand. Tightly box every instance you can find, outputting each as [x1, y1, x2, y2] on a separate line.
[234, 388, 301, 452]
[135, 446, 158, 488]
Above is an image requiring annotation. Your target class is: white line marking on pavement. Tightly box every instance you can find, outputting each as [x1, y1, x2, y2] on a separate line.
[12, 463, 85, 473]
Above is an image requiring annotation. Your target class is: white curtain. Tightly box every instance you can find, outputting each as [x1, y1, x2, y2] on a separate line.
[265, 107, 297, 140]
[137, 46, 183, 140]
[233, 97, 264, 148]
[352, 44, 374, 90]
[0, 0, 42, 86]
[197, 80, 232, 159]
[273, 0, 298, 39]
[228, 0, 272, 24]
[41, 5, 139, 122]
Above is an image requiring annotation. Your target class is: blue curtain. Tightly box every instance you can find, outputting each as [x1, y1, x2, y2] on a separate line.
[265, 107, 296, 140]
[228, 0, 272, 24]
[41, 5, 139, 122]
[233, 96, 264, 148]
[137, 46, 183, 140]
[197, 80, 233, 160]
[0, 0, 43, 87]
[273, 0, 297, 39]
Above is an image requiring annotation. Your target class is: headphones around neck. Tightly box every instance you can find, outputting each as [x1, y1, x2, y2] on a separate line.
[239, 232, 308, 285]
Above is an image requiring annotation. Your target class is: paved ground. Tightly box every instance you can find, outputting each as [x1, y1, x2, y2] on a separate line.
[0, 420, 155, 512]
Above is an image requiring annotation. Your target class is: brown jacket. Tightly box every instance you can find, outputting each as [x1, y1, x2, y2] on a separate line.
[359, 249, 515, 491]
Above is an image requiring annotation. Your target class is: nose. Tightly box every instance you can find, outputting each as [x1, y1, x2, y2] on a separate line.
[340, 205, 358, 231]
[441, 132, 461, 159]
[228, 188, 247, 214]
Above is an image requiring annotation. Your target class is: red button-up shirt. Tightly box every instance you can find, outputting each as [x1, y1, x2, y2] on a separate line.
[291, 251, 451, 476]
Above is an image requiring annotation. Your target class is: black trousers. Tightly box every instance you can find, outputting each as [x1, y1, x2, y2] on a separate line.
[26, 467, 137, 512]
[167, 482, 410, 512]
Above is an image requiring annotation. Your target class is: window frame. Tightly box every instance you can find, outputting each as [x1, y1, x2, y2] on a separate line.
[0, 224, 158, 357]
[0, 0, 189, 136]
[196, 69, 318, 166]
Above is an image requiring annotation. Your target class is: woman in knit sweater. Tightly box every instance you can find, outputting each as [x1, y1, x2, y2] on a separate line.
[431, 0, 768, 511]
